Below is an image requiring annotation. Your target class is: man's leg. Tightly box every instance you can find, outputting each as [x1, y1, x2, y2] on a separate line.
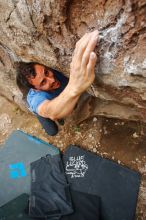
[36, 115, 58, 136]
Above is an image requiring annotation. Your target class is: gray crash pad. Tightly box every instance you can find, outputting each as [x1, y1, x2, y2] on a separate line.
[0, 194, 31, 220]
[63, 145, 141, 220]
[0, 130, 59, 206]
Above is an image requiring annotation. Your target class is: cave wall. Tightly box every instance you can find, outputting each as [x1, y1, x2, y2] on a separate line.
[0, 0, 146, 120]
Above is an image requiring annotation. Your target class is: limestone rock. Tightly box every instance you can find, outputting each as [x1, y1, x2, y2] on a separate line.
[0, 0, 146, 121]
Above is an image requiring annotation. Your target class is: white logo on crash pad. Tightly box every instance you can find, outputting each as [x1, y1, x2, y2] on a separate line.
[66, 155, 88, 178]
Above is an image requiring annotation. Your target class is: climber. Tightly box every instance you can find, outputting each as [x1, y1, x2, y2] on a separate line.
[16, 30, 98, 136]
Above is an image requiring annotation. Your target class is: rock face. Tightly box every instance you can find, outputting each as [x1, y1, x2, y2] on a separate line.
[0, 0, 146, 121]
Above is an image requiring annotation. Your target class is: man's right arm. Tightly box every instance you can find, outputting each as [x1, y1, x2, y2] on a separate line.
[37, 30, 99, 120]
[37, 84, 80, 120]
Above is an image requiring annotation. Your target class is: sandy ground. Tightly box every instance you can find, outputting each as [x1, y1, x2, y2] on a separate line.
[0, 95, 146, 219]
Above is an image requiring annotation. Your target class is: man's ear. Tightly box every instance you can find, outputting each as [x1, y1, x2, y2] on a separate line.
[27, 77, 36, 90]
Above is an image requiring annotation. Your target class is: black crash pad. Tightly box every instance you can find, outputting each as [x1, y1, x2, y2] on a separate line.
[0, 130, 59, 206]
[61, 190, 101, 220]
[63, 145, 141, 220]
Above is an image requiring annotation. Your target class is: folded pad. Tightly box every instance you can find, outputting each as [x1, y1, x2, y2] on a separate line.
[63, 145, 141, 220]
[0, 130, 59, 206]
[29, 154, 73, 219]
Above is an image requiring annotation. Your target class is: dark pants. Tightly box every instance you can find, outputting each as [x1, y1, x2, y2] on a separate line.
[36, 115, 58, 136]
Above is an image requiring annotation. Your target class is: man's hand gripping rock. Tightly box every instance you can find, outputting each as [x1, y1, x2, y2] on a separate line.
[69, 30, 99, 96]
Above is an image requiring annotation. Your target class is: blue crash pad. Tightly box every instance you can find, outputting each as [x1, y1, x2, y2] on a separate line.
[0, 130, 59, 206]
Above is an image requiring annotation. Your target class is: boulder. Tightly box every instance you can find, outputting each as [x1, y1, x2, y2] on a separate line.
[0, 0, 146, 120]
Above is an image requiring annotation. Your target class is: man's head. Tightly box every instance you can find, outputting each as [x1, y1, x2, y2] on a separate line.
[16, 62, 61, 97]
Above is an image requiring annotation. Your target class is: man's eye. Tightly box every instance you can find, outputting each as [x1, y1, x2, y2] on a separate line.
[41, 79, 46, 86]
[45, 69, 51, 77]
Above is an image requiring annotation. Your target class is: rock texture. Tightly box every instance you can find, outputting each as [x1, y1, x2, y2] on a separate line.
[0, 0, 146, 121]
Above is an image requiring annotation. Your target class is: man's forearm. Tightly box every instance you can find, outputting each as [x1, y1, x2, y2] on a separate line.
[38, 84, 80, 120]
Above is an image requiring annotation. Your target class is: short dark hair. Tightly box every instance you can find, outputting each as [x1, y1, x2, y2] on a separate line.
[16, 62, 37, 98]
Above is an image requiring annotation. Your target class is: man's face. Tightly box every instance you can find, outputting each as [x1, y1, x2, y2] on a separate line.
[28, 64, 61, 91]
